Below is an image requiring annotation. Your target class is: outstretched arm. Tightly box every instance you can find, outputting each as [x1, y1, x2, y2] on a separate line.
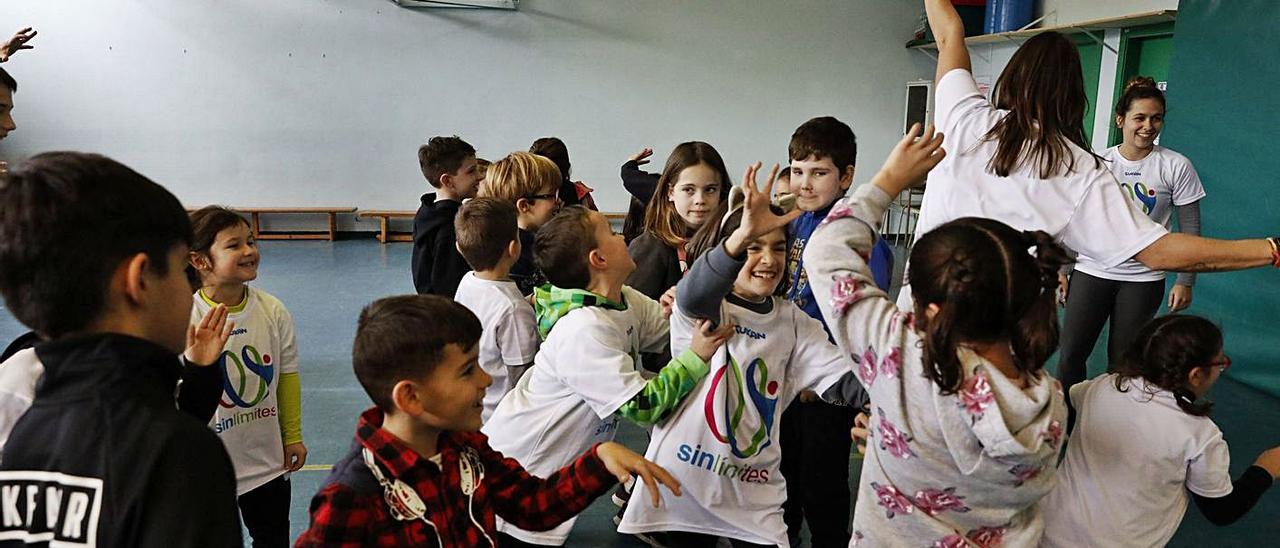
[1134, 233, 1273, 272]
[925, 0, 971, 82]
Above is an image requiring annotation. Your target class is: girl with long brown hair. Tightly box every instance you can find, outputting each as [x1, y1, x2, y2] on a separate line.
[903, 0, 1278, 311]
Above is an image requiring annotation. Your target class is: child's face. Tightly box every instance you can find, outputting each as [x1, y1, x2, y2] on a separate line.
[522, 182, 561, 230]
[199, 222, 259, 286]
[774, 172, 791, 196]
[418, 342, 491, 432]
[790, 155, 852, 212]
[446, 156, 482, 199]
[667, 163, 722, 229]
[152, 245, 198, 353]
[590, 210, 635, 279]
[732, 227, 787, 301]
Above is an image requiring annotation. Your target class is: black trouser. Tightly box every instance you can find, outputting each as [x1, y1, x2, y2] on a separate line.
[1058, 271, 1164, 421]
[779, 400, 855, 546]
[663, 531, 777, 548]
[238, 474, 291, 548]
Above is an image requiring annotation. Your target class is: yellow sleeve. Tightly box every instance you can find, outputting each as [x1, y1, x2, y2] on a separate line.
[278, 371, 303, 445]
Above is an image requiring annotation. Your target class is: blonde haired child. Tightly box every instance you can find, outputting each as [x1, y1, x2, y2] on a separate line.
[480, 151, 563, 295]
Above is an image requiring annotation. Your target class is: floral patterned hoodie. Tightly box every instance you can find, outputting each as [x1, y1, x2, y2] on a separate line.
[804, 184, 1067, 547]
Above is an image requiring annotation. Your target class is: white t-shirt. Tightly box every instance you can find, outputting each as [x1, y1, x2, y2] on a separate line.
[1074, 146, 1207, 282]
[618, 297, 848, 546]
[453, 272, 540, 422]
[1042, 374, 1232, 547]
[899, 68, 1168, 309]
[192, 287, 299, 495]
[482, 286, 668, 545]
[0, 348, 43, 455]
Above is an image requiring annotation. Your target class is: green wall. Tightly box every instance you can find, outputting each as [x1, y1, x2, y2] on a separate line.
[1161, 0, 1280, 397]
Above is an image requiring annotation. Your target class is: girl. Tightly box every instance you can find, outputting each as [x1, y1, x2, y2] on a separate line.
[1043, 315, 1280, 547]
[807, 124, 1069, 546]
[901, 0, 1276, 311]
[530, 136, 597, 210]
[188, 206, 306, 547]
[1058, 76, 1207, 395]
[626, 141, 732, 301]
[617, 163, 864, 547]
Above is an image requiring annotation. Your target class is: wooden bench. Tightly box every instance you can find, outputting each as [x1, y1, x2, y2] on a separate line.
[235, 207, 357, 241]
[357, 210, 416, 243]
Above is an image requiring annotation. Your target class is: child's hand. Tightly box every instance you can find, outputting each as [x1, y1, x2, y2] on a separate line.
[724, 162, 803, 256]
[628, 147, 655, 167]
[184, 304, 234, 366]
[1058, 273, 1070, 307]
[871, 123, 946, 198]
[851, 412, 870, 455]
[1254, 446, 1280, 479]
[0, 27, 36, 62]
[596, 442, 681, 507]
[690, 319, 734, 363]
[284, 442, 308, 472]
[659, 287, 677, 319]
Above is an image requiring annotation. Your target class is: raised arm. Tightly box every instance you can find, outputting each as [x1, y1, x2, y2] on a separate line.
[925, 0, 971, 82]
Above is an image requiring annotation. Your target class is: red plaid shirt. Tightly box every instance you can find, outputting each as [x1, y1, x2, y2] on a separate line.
[295, 408, 617, 547]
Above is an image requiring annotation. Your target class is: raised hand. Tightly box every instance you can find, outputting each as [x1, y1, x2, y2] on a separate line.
[0, 28, 36, 62]
[871, 123, 946, 198]
[628, 147, 654, 167]
[184, 304, 234, 366]
[690, 319, 734, 363]
[597, 441, 682, 507]
[724, 162, 803, 256]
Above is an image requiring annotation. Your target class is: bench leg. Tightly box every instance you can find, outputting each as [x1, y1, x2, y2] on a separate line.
[327, 213, 337, 241]
[251, 212, 261, 239]
[379, 217, 389, 243]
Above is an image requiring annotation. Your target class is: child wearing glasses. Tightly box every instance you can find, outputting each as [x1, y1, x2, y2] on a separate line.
[480, 151, 564, 295]
[1042, 314, 1280, 547]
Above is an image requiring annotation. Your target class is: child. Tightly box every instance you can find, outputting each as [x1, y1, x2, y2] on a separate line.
[0, 152, 240, 546]
[1042, 315, 1280, 546]
[189, 205, 306, 547]
[618, 163, 868, 547]
[412, 135, 482, 298]
[482, 206, 733, 546]
[296, 294, 682, 546]
[627, 141, 731, 302]
[479, 151, 563, 296]
[806, 125, 1069, 546]
[531, 136, 597, 210]
[779, 115, 893, 546]
[452, 197, 540, 422]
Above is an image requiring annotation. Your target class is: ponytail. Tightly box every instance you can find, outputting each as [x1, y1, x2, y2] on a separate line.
[1113, 315, 1221, 417]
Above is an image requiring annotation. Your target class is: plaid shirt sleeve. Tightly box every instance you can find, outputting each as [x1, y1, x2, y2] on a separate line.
[475, 435, 618, 532]
[294, 484, 380, 547]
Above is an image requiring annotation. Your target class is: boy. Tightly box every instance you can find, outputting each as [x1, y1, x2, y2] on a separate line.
[452, 197, 540, 422]
[779, 116, 891, 546]
[478, 151, 563, 296]
[0, 152, 240, 546]
[412, 135, 482, 298]
[482, 206, 732, 546]
[296, 295, 681, 546]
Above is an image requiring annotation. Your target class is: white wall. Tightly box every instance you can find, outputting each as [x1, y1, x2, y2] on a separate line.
[1039, 0, 1177, 26]
[0, 0, 933, 229]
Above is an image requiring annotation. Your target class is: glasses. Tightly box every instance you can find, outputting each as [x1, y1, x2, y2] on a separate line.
[527, 193, 560, 203]
[1207, 356, 1231, 371]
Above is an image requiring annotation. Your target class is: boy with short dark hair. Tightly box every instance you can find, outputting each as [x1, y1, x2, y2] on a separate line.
[0, 152, 240, 547]
[453, 197, 540, 422]
[481, 206, 733, 546]
[780, 116, 891, 546]
[412, 135, 481, 298]
[296, 295, 681, 546]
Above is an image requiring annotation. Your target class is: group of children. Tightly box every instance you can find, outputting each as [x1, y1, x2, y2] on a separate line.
[1, 2, 1279, 546]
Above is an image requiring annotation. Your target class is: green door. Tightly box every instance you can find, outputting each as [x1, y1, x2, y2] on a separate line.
[1109, 22, 1176, 146]
[1073, 35, 1103, 143]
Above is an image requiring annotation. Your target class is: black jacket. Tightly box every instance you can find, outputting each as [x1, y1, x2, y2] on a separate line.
[510, 228, 548, 296]
[411, 193, 470, 298]
[0, 334, 241, 547]
[625, 232, 683, 301]
[621, 160, 660, 204]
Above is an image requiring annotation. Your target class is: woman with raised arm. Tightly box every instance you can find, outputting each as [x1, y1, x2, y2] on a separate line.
[901, 0, 1277, 310]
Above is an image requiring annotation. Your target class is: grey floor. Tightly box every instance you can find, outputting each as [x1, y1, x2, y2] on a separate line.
[0, 238, 1275, 546]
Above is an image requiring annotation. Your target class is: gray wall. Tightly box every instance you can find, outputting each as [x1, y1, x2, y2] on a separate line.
[0, 0, 933, 228]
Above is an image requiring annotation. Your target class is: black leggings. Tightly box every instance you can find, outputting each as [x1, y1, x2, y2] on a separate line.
[239, 474, 291, 548]
[1057, 271, 1165, 395]
[779, 400, 855, 546]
